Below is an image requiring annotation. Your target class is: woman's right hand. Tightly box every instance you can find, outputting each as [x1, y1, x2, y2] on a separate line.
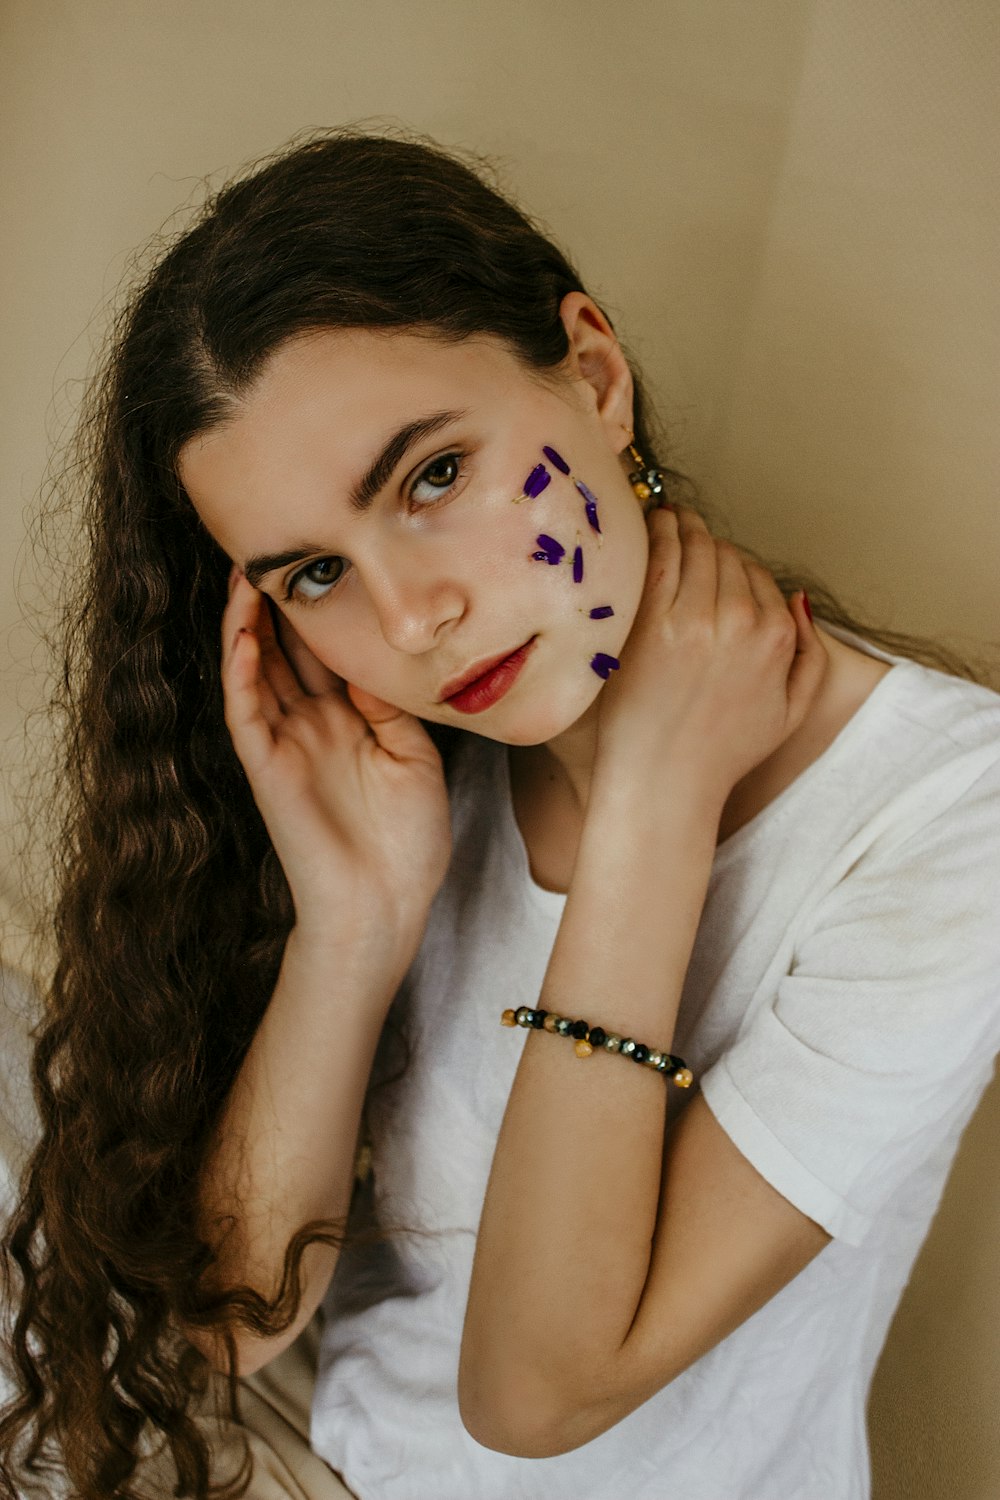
[221, 566, 453, 948]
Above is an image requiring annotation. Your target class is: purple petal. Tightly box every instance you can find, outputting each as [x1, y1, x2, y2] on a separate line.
[590, 652, 621, 679]
[575, 480, 602, 534]
[542, 445, 571, 475]
[589, 605, 614, 619]
[534, 533, 565, 564]
[572, 545, 583, 583]
[523, 463, 551, 498]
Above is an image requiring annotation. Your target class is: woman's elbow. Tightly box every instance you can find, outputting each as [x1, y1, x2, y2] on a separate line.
[457, 1353, 572, 1459]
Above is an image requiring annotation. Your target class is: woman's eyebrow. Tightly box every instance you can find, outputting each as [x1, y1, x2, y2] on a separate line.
[242, 406, 470, 588]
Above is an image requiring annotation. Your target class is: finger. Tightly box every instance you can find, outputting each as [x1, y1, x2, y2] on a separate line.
[221, 582, 286, 731]
[781, 591, 828, 726]
[222, 569, 269, 662]
[252, 594, 312, 712]
[714, 540, 759, 612]
[222, 626, 285, 770]
[734, 553, 789, 620]
[671, 505, 718, 613]
[642, 505, 683, 608]
[271, 604, 347, 698]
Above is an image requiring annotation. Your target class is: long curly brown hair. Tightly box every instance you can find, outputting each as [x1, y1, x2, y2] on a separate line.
[0, 124, 994, 1500]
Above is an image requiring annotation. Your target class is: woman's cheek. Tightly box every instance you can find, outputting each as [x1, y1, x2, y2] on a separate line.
[509, 444, 623, 684]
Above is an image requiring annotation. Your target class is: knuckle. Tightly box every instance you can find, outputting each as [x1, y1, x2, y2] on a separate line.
[728, 597, 758, 631]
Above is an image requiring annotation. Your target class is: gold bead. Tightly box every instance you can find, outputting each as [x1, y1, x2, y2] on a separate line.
[543, 1014, 559, 1032]
[501, 1008, 517, 1027]
[574, 1039, 594, 1057]
[633, 480, 651, 501]
[673, 1068, 693, 1088]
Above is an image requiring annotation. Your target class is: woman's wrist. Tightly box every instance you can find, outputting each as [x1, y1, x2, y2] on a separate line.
[586, 752, 729, 846]
[287, 898, 427, 986]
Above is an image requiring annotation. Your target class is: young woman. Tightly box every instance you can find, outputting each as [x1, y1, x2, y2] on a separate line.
[2, 127, 998, 1500]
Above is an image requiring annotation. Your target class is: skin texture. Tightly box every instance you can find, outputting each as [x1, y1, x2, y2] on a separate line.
[179, 300, 651, 805]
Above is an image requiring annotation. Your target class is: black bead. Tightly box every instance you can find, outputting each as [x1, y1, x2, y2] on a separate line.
[531, 1009, 547, 1028]
[589, 1026, 607, 1048]
[632, 1043, 649, 1064]
[571, 1019, 589, 1040]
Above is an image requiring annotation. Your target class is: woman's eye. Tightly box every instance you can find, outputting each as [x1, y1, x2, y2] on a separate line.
[285, 557, 343, 605]
[409, 451, 465, 505]
[284, 452, 467, 606]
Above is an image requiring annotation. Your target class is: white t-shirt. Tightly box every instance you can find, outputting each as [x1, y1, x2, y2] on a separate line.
[311, 623, 1000, 1500]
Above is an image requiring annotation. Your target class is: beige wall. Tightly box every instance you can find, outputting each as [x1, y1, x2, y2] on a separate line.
[1, 2, 997, 1495]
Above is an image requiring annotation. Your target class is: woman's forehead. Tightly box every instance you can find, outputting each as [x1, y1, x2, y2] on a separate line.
[176, 328, 542, 547]
[180, 330, 546, 484]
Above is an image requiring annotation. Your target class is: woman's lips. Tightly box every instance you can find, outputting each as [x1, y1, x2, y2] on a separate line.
[443, 637, 536, 714]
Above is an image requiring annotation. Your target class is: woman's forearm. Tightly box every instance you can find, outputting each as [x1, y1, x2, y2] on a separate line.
[460, 763, 725, 1442]
[189, 918, 420, 1376]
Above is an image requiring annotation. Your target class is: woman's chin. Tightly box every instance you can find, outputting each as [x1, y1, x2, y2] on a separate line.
[469, 684, 604, 747]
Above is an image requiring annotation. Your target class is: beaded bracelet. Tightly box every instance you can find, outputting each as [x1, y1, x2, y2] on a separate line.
[501, 1006, 693, 1088]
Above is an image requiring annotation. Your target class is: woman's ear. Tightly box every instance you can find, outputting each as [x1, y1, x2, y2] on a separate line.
[557, 291, 634, 450]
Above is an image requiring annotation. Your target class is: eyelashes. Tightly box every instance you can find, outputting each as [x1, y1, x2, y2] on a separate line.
[282, 450, 469, 606]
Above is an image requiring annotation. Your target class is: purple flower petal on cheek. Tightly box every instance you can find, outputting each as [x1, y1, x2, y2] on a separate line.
[523, 463, 551, 498]
[572, 545, 583, 583]
[589, 605, 614, 619]
[575, 479, 602, 534]
[542, 445, 571, 475]
[590, 653, 621, 680]
[533, 533, 565, 565]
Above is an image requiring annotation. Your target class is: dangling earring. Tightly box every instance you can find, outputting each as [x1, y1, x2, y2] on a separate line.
[624, 430, 665, 506]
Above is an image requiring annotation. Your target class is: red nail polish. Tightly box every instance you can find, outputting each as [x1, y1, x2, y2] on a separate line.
[802, 591, 813, 623]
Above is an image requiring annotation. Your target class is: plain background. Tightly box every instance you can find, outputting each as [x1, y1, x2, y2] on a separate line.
[1, 2, 998, 1495]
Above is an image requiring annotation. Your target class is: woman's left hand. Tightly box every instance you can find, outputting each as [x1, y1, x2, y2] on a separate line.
[591, 504, 829, 806]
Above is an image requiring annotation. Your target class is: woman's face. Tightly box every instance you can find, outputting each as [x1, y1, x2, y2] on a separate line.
[178, 316, 651, 746]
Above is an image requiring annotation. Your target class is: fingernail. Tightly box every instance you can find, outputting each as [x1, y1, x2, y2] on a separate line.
[802, 591, 813, 623]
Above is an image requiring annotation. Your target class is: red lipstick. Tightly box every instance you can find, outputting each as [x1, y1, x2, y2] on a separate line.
[441, 637, 536, 714]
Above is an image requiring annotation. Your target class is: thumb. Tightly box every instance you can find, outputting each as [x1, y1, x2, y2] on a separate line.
[345, 681, 439, 764]
[785, 592, 828, 723]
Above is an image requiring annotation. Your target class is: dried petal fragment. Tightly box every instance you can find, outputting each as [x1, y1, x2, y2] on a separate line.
[534, 533, 565, 564]
[524, 464, 551, 498]
[572, 546, 583, 583]
[590, 652, 621, 679]
[575, 479, 602, 534]
[542, 445, 571, 475]
[589, 605, 614, 619]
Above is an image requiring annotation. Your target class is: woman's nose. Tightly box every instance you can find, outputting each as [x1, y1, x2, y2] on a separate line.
[365, 563, 465, 654]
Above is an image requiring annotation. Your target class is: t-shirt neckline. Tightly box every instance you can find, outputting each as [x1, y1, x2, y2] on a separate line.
[490, 620, 917, 901]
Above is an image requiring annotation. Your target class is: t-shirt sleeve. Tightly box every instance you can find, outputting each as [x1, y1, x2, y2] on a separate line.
[699, 740, 1000, 1248]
